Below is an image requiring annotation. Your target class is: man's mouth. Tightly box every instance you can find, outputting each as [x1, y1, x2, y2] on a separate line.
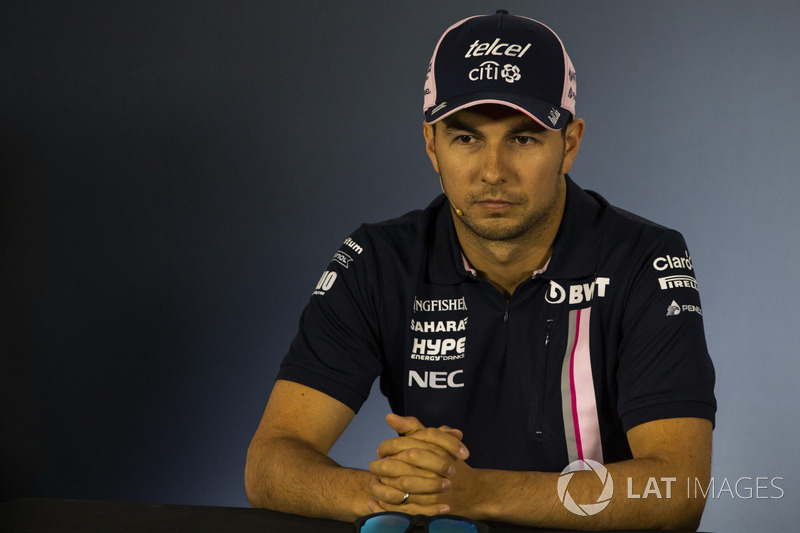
[475, 199, 516, 213]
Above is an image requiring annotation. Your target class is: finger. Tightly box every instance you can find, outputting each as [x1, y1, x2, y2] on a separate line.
[386, 414, 465, 444]
[371, 449, 457, 478]
[369, 475, 449, 501]
[368, 495, 450, 518]
[378, 428, 469, 461]
[385, 413, 425, 435]
[376, 434, 452, 460]
[370, 496, 450, 517]
[438, 425, 464, 441]
[369, 457, 444, 480]
[367, 499, 387, 514]
[377, 473, 452, 495]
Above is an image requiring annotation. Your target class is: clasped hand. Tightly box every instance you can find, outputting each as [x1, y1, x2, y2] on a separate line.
[368, 413, 473, 516]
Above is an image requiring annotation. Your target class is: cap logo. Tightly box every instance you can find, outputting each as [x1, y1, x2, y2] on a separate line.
[501, 64, 521, 83]
[548, 108, 561, 126]
[465, 38, 531, 58]
[469, 61, 521, 84]
[431, 102, 447, 115]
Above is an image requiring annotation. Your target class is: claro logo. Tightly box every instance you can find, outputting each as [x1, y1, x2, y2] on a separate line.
[653, 251, 692, 271]
[546, 278, 611, 305]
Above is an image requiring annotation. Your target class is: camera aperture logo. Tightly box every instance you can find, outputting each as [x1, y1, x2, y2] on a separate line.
[558, 459, 614, 516]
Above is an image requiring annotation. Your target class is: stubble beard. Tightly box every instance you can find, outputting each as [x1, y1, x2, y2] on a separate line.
[454, 171, 565, 246]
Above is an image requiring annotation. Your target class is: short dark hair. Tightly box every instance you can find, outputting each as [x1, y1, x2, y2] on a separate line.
[560, 115, 574, 139]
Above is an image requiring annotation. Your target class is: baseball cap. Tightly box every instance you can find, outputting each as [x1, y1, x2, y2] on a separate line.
[423, 9, 576, 130]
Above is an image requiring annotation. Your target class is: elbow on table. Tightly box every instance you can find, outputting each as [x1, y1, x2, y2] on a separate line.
[243, 438, 276, 509]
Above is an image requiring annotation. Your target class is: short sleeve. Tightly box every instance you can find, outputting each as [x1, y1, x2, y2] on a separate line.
[616, 229, 717, 431]
[277, 228, 383, 413]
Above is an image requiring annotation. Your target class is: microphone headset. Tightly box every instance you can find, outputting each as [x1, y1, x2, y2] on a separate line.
[439, 176, 464, 216]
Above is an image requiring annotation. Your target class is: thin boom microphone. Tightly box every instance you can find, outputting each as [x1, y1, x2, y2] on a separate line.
[439, 176, 464, 216]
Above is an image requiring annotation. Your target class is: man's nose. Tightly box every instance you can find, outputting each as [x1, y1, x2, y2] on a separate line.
[480, 144, 507, 184]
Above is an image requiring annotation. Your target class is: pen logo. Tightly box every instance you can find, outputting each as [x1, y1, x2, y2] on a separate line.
[558, 459, 614, 516]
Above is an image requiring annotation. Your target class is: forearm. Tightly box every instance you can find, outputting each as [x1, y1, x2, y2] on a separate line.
[469, 456, 708, 531]
[245, 434, 374, 521]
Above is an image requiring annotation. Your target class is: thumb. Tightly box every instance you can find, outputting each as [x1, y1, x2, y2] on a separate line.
[385, 413, 425, 435]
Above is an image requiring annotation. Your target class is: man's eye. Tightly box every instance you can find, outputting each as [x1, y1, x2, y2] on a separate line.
[515, 136, 534, 145]
[455, 135, 474, 144]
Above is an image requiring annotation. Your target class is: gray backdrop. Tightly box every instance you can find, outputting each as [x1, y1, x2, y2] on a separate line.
[2, 1, 798, 530]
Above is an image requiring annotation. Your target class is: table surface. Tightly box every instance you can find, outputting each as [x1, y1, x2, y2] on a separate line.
[0, 498, 698, 533]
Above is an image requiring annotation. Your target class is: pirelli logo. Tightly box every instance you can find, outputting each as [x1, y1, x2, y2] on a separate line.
[658, 275, 698, 291]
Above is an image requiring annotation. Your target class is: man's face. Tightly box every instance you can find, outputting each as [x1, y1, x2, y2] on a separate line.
[424, 104, 583, 244]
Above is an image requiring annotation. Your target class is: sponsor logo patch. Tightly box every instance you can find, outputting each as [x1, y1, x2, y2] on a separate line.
[658, 275, 698, 291]
[410, 318, 468, 332]
[653, 250, 693, 272]
[545, 278, 611, 305]
[465, 38, 531, 58]
[468, 61, 521, 83]
[667, 300, 703, 316]
[343, 237, 363, 255]
[332, 251, 353, 268]
[413, 297, 468, 312]
[312, 270, 337, 296]
[408, 369, 464, 388]
[410, 336, 466, 361]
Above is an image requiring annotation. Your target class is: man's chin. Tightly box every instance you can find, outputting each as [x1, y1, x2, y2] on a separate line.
[459, 217, 528, 242]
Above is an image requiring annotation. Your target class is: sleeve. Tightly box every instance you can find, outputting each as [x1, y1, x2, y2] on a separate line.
[276, 227, 384, 413]
[616, 229, 717, 431]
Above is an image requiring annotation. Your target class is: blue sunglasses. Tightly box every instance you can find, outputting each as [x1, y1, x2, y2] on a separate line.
[354, 512, 489, 532]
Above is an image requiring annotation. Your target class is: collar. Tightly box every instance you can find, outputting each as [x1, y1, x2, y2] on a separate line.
[426, 175, 605, 284]
[542, 175, 604, 280]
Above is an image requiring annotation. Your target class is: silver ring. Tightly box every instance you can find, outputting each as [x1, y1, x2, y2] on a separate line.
[400, 493, 410, 505]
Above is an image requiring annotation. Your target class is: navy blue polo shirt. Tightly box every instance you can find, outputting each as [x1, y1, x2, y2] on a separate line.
[278, 176, 716, 472]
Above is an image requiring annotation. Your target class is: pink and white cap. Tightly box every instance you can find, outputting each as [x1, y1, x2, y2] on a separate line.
[423, 10, 576, 131]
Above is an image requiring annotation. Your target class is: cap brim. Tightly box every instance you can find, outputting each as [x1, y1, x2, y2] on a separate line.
[425, 91, 571, 131]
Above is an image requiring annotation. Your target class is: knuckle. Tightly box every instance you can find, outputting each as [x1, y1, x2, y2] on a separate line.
[420, 428, 440, 439]
[397, 477, 414, 492]
[368, 458, 385, 473]
[405, 448, 423, 462]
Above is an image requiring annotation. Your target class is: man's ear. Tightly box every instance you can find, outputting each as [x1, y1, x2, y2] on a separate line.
[423, 121, 440, 175]
[560, 118, 585, 175]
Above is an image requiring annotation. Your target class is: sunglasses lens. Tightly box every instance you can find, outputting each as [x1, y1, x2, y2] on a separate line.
[428, 518, 480, 533]
[360, 514, 412, 533]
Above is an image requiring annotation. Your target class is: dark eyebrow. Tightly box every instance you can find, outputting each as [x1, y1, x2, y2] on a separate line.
[440, 115, 480, 135]
[508, 119, 547, 136]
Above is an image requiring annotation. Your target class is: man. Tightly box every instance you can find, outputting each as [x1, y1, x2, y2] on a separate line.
[245, 11, 715, 530]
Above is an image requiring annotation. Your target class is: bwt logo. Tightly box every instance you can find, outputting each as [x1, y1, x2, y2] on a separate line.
[408, 370, 464, 389]
[546, 278, 611, 305]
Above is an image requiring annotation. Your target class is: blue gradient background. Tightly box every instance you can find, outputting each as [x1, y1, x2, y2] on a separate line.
[2, 1, 798, 530]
